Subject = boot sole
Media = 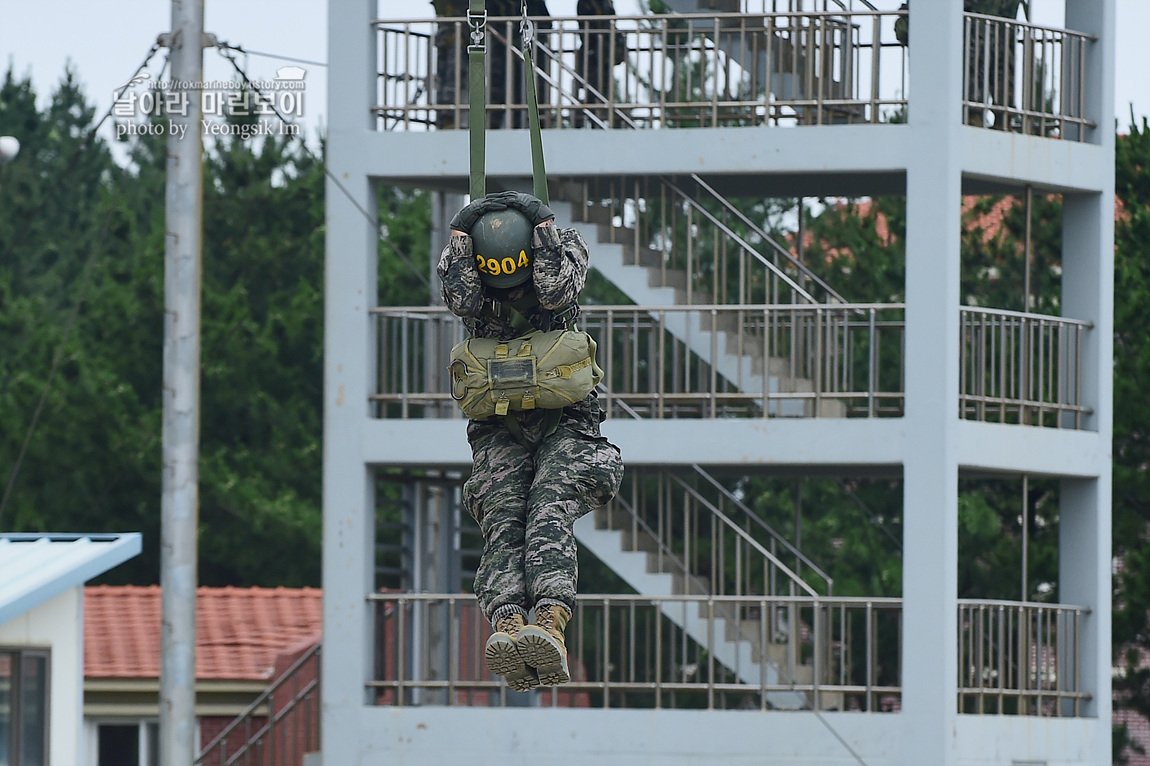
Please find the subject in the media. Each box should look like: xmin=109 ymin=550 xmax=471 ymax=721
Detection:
xmin=516 ymin=627 xmax=571 ymax=686
xmin=485 ymin=633 xmax=539 ymax=692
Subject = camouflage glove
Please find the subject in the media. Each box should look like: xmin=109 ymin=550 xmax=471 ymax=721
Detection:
xmin=449 ymin=195 xmax=510 ymax=233
xmin=487 ymin=191 xmax=555 ymax=227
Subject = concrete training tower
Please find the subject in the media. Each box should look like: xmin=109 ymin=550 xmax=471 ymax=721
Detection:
xmin=323 ymin=1 xmax=1114 ymax=763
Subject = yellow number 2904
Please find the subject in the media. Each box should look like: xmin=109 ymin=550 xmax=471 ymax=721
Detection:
xmin=475 ymin=250 xmax=530 ymax=276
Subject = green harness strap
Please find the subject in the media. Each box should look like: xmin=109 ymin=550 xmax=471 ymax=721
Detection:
xmin=467 ymin=0 xmax=550 ymax=203
xmin=519 ymin=3 xmax=549 ymax=204
xmin=467 ymin=0 xmax=487 ymax=200
xmin=467 ymin=1 xmax=560 ymax=445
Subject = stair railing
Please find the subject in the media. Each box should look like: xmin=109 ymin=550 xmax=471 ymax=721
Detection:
xmin=687 ymin=464 xmax=833 ymax=596
xmin=603 ymin=389 xmax=829 ymax=596
xmin=686 ymin=174 xmax=847 ymax=304
xmin=526 ymin=33 xmax=849 ymax=310
xmin=664 ymin=470 xmax=819 ymax=599
xmin=516 ymin=29 xmax=643 ymax=132
xmin=195 ymin=642 xmax=321 ymax=766
xmin=605 ymin=466 xmax=818 ymax=600
xmin=659 ymin=177 xmax=817 ymax=305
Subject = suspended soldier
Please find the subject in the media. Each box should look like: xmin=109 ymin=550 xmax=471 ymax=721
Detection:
xmin=439 ymin=192 xmax=623 ymax=690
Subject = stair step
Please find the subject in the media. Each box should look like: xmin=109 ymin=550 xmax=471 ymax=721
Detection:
xmin=623 ymin=528 xmax=661 ymax=555
xmin=669 ymin=571 xmax=711 ymax=595
xmin=613 ymin=245 xmax=665 ymax=271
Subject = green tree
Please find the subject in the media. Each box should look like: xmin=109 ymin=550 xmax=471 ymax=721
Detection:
xmin=1112 ymin=119 xmax=1150 ymax=740
xmin=0 ymin=67 xmax=435 ymax=586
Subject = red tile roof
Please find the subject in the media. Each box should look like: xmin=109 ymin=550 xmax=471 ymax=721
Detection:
xmin=84 ymin=585 xmax=322 ymax=682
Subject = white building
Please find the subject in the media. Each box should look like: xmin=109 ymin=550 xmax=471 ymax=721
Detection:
xmin=0 ymin=533 xmax=141 ymax=766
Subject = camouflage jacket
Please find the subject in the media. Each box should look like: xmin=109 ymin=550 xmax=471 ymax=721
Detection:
xmin=437 ymin=223 xmax=589 ymax=340
xmin=439 ymin=223 xmax=602 ymax=430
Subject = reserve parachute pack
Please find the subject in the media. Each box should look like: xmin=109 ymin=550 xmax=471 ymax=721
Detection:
xmin=448 ymin=326 xmax=602 ymax=420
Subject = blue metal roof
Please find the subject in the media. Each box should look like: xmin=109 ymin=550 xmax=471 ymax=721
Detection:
xmin=0 ymin=533 xmax=143 ymax=625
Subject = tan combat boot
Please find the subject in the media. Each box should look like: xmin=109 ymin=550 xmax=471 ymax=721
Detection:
xmin=484 ymin=611 xmax=540 ymax=692
xmin=516 ymin=603 xmax=571 ymax=686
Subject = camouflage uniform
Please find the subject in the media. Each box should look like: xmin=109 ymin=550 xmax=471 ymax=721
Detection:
xmin=438 ymin=223 xmax=624 ymax=620
xmin=894 ymin=0 xmax=1020 ymax=129
xmin=433 ymin=0 xmax=468 ymax=129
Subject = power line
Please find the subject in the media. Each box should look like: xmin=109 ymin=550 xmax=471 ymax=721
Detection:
xmin=811 ymin=706 xmax=872 ymax=766
xmin=0 ymin=42 xmax=165 ymax=525
xmin=215 ymin=42 xmax=430 ymax=289
xmin=217 ymin=42 xmax=326 ymax=69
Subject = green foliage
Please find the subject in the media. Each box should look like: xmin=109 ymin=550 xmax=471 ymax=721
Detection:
xmin=959 ymin=193 xmax=1062 ymax=312
xmin=801 ymin=197 xmax=907 ymax=303
xmin=743 ymin=476 xmax=903 ymax=598
xmin=1112 ymin=118 xmax=1150 ymax=727
xmin=378 ymin=186 xmax=432 ymax=306
xmin=0 ymin=66 xmax=433 ymax=586
xmin=957 ymin=479 xmax=1058 ymax=601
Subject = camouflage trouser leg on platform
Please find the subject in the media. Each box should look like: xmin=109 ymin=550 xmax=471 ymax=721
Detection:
xmin=463 ymin=405 xmax=624 ymax=620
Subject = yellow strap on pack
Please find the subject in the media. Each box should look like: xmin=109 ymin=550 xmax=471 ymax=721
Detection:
xmin=495 ymin=344 xmax=508 ymax=358
xmin=545 ymin=357 xmax=592 ymax=380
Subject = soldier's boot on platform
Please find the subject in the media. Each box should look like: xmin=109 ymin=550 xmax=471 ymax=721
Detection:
xmin=484 ymin=608 xmax=539 ymax=692
xmin=517 ymin=602 xmax=571 ymax=686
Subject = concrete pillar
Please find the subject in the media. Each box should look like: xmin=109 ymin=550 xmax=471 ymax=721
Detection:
xmin=901 ymin=3 xmax=964 ymax=765
xmin=323 ymin=1 xmax=378 ymax=764
xmin=1059 ymin=0 xmax=1115 ymax=745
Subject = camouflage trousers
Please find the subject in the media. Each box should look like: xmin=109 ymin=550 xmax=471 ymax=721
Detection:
xmin=463 ymin=397 xmax=623 ymax=620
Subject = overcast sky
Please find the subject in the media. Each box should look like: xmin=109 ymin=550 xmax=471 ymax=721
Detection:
xmin=0 ymin=0 xmax=1146 ymax=147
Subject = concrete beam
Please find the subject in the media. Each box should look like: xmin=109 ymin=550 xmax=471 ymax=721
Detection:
xmin=955 ymin=421 xmax=1107 ymax=478
xmin=362 ymin=417 xmax=906 ymax=470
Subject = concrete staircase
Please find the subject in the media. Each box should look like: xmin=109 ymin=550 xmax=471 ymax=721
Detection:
xmin=550 ymin=169 xmax=847 ymax=708
xmin=550 ymin=196 xmax=845 ymax=418
xmin=573 ymin=504 xmax=843 ymax=711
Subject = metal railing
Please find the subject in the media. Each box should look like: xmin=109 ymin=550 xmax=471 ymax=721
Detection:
xmin=369 ymin=304 xmax=906 ymax=420
xmin=958 ymin=599 xmax=1090 ymax=716
xmin=565 ymin=174 xmax=845 ymax=307
xmin=372 ymin=306 xmax=1092 ymax=429
xmin=367 ymin=592 xmax=902 ymax=712
xmin=377 ymin=9 xmax=1094 ymax=140
xmin=962 ymin=13 xmax=1096 ymax=141
xmin=959 ymin=307 xmax=1091 ymax=429
xmin=373 ymin=9 xmax=909 ymax=131
xmin=690 ymin=464 xmax=835 ymax=594
xmin=366 ymin=593 xmax=1090 ymax=716
xmin=195 ymin=643 xmax=321 ymax=766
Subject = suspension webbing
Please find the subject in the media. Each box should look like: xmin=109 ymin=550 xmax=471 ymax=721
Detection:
xmin=467 ymin=0 xmax=487 ymax=199
xmin=466 ymin=0 xmax=550 ymax=204
xmin=519 ymin=2 xmax=550 ymax=204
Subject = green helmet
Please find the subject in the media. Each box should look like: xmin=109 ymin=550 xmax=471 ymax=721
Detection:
xmin=471 ymin=208 xmax=534 ymax=289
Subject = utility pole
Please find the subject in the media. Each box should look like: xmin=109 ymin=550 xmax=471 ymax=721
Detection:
xmin=160 ymin=1 xmax=204 ymax=764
